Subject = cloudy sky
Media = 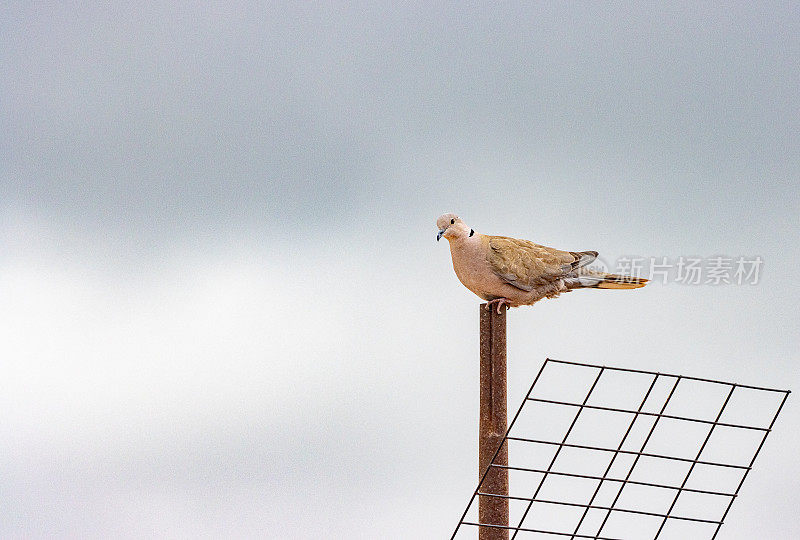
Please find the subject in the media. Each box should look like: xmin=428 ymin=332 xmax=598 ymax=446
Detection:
xmin=2 ymin=2 xmax=798 ymax=538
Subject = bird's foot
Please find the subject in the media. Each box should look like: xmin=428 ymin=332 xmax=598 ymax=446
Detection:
xmin=485 ymin=298 xmax=512 ymax=314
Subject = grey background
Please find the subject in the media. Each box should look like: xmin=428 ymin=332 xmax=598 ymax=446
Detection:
xmin=2 ymin=2 xmax=797 ymax=538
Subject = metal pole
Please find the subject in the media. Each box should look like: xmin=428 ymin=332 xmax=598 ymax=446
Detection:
xmin=479 ymin=303 xmax=508 ymax=539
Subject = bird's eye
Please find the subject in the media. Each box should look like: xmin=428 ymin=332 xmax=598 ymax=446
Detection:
xmin=451 ymin=219 xmax=455 ymax=224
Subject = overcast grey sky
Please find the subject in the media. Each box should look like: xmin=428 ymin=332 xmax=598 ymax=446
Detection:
xmin=2 ymin=2 xmax=798 ymax=538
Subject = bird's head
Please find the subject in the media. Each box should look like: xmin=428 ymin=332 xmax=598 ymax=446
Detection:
xmin=436 ymin=213 xmax=472 ymax=242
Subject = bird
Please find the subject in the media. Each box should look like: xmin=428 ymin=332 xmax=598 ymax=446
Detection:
xmin=436 ymin=213 xmax=647 ymax=313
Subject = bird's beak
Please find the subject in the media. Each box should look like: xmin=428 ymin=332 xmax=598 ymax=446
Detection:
xmin=437 ymin=229 xmax=445 ymax=241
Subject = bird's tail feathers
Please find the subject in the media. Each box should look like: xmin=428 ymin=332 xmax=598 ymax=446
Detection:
xmin=576 ymin=273 xmax=648 ymax=290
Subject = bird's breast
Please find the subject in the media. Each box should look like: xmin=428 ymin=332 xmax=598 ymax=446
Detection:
xmin=449 ymin=240 xmax=493 ymax=295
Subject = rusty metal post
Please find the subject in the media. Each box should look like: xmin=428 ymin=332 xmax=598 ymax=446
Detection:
xmin=479 ymin=303 xmax=508 ymax=539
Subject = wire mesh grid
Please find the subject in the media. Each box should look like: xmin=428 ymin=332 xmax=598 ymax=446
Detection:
xmin=452 ymin=358 xmax=790 ymax=540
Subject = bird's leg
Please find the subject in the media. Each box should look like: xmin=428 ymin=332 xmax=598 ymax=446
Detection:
xmin=485 ymin=298 xmax=512 ymax=314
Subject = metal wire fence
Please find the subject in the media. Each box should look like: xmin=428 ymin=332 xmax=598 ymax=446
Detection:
xmin=451 ymin=358 xmax=790 ymax=540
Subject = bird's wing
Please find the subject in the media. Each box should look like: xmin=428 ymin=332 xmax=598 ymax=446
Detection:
xmin=486 ymin=236 xmax=597 ymax=291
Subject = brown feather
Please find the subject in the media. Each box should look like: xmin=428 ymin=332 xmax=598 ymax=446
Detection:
xmin=486 ymin=236 xmax=595 ymax=290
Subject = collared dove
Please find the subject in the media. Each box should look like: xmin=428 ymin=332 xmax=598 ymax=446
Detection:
xmin=436 ymin=213 xmax=647 ymax=312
